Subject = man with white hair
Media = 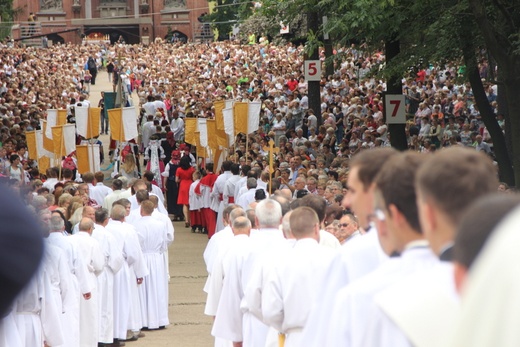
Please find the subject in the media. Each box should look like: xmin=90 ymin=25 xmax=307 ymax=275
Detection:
xmin=236 ymin=178 xmax=258 ymax=210
xmin=68 ymin=218 xmax=104 ymax=347
xmin=221 ymin=199 xmax=286 ymax=347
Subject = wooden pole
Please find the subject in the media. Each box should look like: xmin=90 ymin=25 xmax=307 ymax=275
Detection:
xmin=88 ymin=108 xmax=96 ymax=172
xmin=58 ymin=125 xmax=64 ymax=181
xmin=245 ymin=133 xmax=249 ymax=165
xmin=117 ymin=52 xmax=125 ymax=172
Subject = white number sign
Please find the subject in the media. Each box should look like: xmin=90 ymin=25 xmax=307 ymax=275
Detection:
xmin=304 ymin=60 xmax=321 ymax=81
xmin=384 ymin=94 xmax=406 ymax=124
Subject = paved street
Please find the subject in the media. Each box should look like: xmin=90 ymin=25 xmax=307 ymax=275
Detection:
xmin=89 ymin=71 xmax=214 ymax=346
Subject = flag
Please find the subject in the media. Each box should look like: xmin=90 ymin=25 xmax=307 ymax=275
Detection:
xmin=51 ymin=124 xmax=76 ymax=158
xmin=76 ymin=144 xmax=101 ymax=174
xmin=46 ymin=109 xmax=57 ymax=139
xmin=248 ymin=101 xmax=261 ymax=134
xmin=107 ymin=107 xmax=138 ymax=142
xmin=36 ymin=130 xmax=54 ymax=159
xmin=233 ymin=102 xmax=248 ymax=135
xmin=223 ymin=108 xmax=234 ymax=137
xmin=206 ymin=119 xmax=218 ymax=150
xmin=225 ymin=100 xmax=234 ymax=109
xmin=76 ymin=107 xmax=101 ymax=139
xmin=26 ymin=131 xmax=37 ymax=160
xmin=38 ymin=156 xmax=51 ymax=175
xmin=184 ymin=118 xmax=197 ymax=145
xmin=198 ymin=118 xmax=208 ymax=148
xmin=41 ymin=120 xmax=54 ymax=153
xmin=213 ymin=148 xmax=223 ymax=173
xmin=217 ymin=129 xmax=227 ymax=148
xmin=214 ymin=100 xmax=225 ymax=131
xmin=58 ymin=109 xmax=67 ymax=125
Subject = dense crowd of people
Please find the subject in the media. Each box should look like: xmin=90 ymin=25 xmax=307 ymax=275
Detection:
xmin=0 ymin=36 xmax=517 ymax=347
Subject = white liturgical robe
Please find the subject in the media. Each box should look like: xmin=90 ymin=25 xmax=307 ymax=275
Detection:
xmin=262 ymin=238 xmax=336 ymax=347
xmin=105 ymin=219 xmax=146 ymax=339
xmin=92 ymin=224 xmax=124 ymax=343
xmin=325 ymin=242 xmax=439 ymax=347
xmin=363 ymin=262 xmax=458 ymax=347
xmin=134 ymin=216 xmax=170 ymax=328
xmin=211 ymin=171 xmax=232 ymax=232
xmin=301 ymin=227 xmax=387 ymax=346
xmin=212 ymin=234 xmax=253 ymax=343
xmin=69 ymin=231 xmax=104 ymax=347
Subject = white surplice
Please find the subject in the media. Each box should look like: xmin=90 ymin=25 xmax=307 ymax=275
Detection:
xmin=325 ymin=243 xmax=439 ymax=347
xmin=41 ymin=242 xmax=74 ymax=347
xmin=223 ymin=174 xmax=241 ymax=205
xmin=105 ymin=219 xmax=146 ymax=339
xmin=0 ymin=309 xmax=22 ymax=347
xmin=319 ymin=229 xmax=341 ymax=249
xmin=13 ymin=265 xmax=64 ymax=347
xmin=211 ymin=171 xmax=232 ymax=233
xmin=363 ymin=262 xmax=458 ymax=347
xmin=212 ymin=234 xmax=253 ymax=343
xmin=203 ymin=226 xmax=234 ymax=296
xmin=92 ymin=224 xmax=124 ymax=344
xmin=301 ymin=228 xmax=387 ymax=346
xmin=262 ymin=238 xmax=336 ymax=347
xmin=68 ymin=231 xmax=104 ymax=347
xmin=241 ymin=228 xmax=287 ymax=347
xmin=134 ymin=216 xmax=170 ymax=329
xmin=47 ymin=232 xmax=83 ymax=346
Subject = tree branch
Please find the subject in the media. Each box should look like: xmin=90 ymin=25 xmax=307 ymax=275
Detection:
xmin=468 ymin=0 xmax=511 ymax=66
xmin=491 ymin=0 xmax=517 ymax=33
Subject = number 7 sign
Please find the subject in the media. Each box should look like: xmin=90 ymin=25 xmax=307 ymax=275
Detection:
xmin=384 ymin=94 xmax=406 ymax=124
xmin=304 ymin=60 xmax=321 ymax=81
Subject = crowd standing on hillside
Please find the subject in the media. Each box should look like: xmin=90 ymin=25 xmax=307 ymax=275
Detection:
xmin=0 ymin=37 xmax=517 ymax=347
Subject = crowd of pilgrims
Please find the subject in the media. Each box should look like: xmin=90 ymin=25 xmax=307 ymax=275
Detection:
xmin=0 ymin=35 xmax=515 ymax=347
xmin=1 ymin=144 xmax=518 ymax=347
xmin=0 ymin=174 xmax=173 ymax=346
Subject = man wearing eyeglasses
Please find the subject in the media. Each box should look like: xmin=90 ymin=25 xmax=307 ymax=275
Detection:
xmin=336 ymin=213 xmax=360 ymax=245
xmin=302 ymin=147 xmax=398 ymax=346
xmin=325 ymin=152 xmax=439 ymax=346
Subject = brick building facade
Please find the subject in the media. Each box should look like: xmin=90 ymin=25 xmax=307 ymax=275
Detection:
xmin=12 ymin=0 xmax=210 ymax=44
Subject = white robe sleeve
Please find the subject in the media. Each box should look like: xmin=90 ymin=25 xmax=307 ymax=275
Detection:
xmin=107 ymin=233 xmax=125 ymax=273
xmin=212 ymin=251 xmax=245 ymax=342
xmin=362 ymin=305 xmax=413 ymax=347
xmin=40 ymin=270 xmax=65 ymax=346
xmin=261 ymin=266 xmax=284 ymax=332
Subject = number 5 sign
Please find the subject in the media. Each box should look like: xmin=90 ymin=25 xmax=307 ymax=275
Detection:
xmin=384 ymin=94 xmax=406 ymax=124
xmin=304 ymin=60 xmax=321 ymax=81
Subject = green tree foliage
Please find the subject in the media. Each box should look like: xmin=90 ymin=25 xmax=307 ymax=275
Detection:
xmin=320 ymin=0 xmax=520 ymax=185
xmin=206 ymin=0 xmax=254 ymax=40
xmin=0 ymin=0 xmax=20 ymax=39
xmin=238 ymin=11 xmax=306 ymax=44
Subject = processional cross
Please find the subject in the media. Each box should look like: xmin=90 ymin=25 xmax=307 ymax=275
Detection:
xmin=263 ymin=139 xmax=279 ymax=195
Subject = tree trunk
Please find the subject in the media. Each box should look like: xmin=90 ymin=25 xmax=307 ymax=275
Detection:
xmin=503 ymin=74 xmax=520 ymax=188
xmin=385 ymin=38 xmax=407 ymax=151
xmin=466 ymin=61 xmax=515 ymax=185
xmin=324 ymin=41 xmax=334 ymax=78
xmin=307 ymin=10 xmax=322 ymax=126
